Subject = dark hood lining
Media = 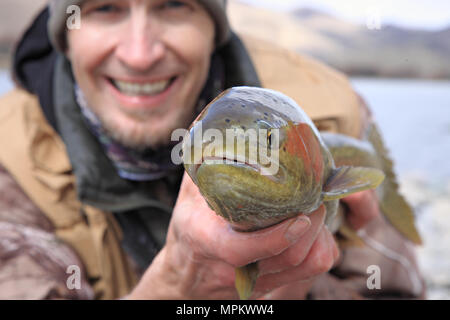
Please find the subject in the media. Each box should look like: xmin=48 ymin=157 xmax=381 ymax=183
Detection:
xmin=12 ymin=6 xmax=59 ymax=132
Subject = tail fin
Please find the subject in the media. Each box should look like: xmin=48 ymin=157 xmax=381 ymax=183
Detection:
xmin=235 ymin=262 xmax=259 ymax=300
xmin=367 ymin=124 xmax=422 ymax=244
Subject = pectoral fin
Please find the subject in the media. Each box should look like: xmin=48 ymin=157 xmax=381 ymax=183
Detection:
xmin=235 ymin=262 xmax=259 ymax=300
xmin=323 ymin=166 xmax=385 ymax=201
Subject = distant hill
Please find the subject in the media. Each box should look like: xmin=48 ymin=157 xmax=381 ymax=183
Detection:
xmin=228 ymin=1 xmax=450 ymax=79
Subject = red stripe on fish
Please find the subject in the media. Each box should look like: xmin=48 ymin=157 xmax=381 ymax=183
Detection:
xmin=285 ymin=123 xmax=324 ymax=183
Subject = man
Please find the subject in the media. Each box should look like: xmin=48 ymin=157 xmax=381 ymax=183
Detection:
xmin=0 ymin=0 xmax=424 ymax=299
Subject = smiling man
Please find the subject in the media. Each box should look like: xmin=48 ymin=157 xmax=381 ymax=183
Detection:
xmin=66 ymin=0 xmax=216 ymax=150
xmin=0 ymin=0 xmax=424 ymax=300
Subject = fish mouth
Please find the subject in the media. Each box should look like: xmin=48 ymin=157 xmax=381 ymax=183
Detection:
xmin=197 ymin=155 xmax=281 ymax=182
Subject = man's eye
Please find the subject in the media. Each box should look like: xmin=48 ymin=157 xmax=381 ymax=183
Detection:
xmin=162 ymin=1 xmax=187 ymax=9
xmin=93 ymin=4 xmax=120 ymax=13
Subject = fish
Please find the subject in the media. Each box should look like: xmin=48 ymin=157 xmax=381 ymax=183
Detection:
xmin=182 ymin=86 xmax=421 ymax=300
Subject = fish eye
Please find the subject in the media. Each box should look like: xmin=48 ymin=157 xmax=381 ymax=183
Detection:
xmin=267 ymin=130 xmax=272 ymax=147
xmin=160 ymin=0 xmax=191 ymax=11
xmin=162 ymin=0 xmax=187 ymax=9
xmin=95 ymin=4 xmax=119 ymax=13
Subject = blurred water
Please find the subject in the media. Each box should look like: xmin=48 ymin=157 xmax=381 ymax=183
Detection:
xmin=351 ymin=78 xmax=450 ymax=186
xmin=0 ymin=70 xmax=13 ymax=96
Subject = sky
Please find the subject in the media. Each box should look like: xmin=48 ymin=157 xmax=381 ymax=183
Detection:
xmin=241 ymin=0 xmax=450 ymax=31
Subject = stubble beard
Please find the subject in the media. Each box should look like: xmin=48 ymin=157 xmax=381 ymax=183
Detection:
xmin=92 ymin=103 xmax=195 ymax=151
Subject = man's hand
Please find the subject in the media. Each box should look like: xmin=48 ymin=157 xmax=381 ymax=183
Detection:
xmin=127 ymin=173 xmax=340 ymax=300
xmin=341 ymin=190 xmax=381 ymax=230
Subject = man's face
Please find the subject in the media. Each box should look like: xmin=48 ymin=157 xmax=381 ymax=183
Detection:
xmin=67 ymin=0 xmax=215 ymax=149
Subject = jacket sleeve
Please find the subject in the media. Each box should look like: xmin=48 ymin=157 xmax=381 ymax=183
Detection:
xmin=309 ymin=96 xmax=426 ymax=300
xmin=0 ymin=165 xmax=94 ymax=300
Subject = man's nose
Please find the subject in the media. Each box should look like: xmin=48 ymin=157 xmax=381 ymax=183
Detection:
xmin=116 ymin=17 xmax=166 ymax=72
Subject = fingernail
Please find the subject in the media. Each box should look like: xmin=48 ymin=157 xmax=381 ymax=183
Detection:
xmin=285 ymin=216 xmax=311 ymax=243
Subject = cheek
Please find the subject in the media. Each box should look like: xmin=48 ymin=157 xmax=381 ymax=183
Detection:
xmin=66 ymin=28 xmax=114 ymax=84
xmin=164 ymin=21 xmax=215 ymax=74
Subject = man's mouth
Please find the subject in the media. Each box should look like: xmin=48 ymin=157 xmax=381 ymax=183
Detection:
xmin=110 ymin=77 xmax=176 ymax=96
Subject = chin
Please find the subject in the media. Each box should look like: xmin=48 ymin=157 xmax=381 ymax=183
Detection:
xmin=103 ymin=112 xmax=190 ymax=150
xmin=108 ymin=122 xmax=169 ymax=150
xmin=89 ymin=94 xmax=196 ymax=149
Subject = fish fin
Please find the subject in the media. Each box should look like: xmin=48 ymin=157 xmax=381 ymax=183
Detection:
xmin=367 ymin=124 xmax=423 ymax=245
xmin=235 ymin=262 xmax=259 ymax=300
xmin=322 ymin=166 xmax=385 ymax=201
xmin=379 ymin=192 xmax=423 ymax=245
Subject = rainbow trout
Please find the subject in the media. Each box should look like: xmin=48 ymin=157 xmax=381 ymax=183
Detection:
xmin=182 ymin=86 xmax=421 ymax=300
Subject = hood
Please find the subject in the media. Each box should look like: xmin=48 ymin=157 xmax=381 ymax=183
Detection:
xmin=13 ymin=6 xmax=59 ymax=132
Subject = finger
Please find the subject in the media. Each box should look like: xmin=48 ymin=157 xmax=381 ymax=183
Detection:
xmin=254 ymin=225 xmax=336 ymax=293
xmin=257 ymin=205 xmax=326 ymax=275
xmin=204 ymin=213 xmax=312 ymax=267
xmin=342 ymin=190 xmax=380 ymax=230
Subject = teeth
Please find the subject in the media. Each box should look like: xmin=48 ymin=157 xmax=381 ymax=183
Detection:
xmin=113 ymin=79 xmax=171 ymax=96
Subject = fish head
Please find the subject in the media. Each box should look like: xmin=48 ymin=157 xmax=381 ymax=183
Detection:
xmin=182 ymin=87 xmax=327 ymax=231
